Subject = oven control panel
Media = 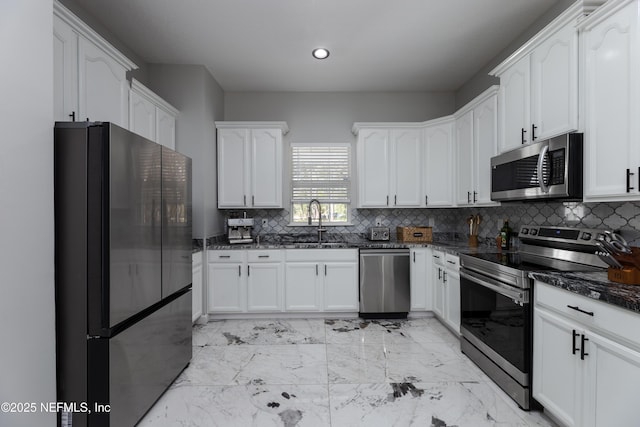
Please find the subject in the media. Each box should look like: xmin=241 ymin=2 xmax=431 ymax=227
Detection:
xmin=519 ymin=225 xmax=606 ymax=247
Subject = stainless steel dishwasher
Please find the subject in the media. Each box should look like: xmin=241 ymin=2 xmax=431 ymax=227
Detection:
xmin=359 ymin=248 xmax=410 ymax=318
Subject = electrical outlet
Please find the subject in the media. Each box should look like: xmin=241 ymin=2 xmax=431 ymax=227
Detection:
xmin=262 ymin=219 xmax=268 ymax=226
xmin=428 ymin=217 xmax=434 ymax=227
xmin=375 ymin=216 xmax=383 ymax=226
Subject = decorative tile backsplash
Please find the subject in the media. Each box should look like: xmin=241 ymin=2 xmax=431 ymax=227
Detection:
xmin=223 ymin=201 xmax=640 ymax=246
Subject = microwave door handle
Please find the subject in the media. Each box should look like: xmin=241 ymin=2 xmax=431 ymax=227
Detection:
xmin=537 ymin=144 xmax=550 ymax=193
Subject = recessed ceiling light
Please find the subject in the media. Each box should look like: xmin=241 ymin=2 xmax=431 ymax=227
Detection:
xmin=312 ymin=48 xmax=330 ymax=60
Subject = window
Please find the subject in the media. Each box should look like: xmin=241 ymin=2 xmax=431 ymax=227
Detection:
xmin=290 ymin=143 xmax=351 ymax=225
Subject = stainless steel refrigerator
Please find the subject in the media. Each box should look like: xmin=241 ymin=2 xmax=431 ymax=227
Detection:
xmin=54 ymin=122 xmax=193 ymax=427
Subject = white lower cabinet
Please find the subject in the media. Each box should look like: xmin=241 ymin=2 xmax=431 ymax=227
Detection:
xmin=432 ymin=250 xmax=445 ymax=318
xmin=410 ymin=248 xmax=432 ymax=311
xmin=192 ymin=252 xmax=203 ymax=323
xmin=533 ymin=281 xmax=640 ymax=427
xmin=208 ymin=249 xmax=357 ymax=314
xmin=431 ymin=251 xmax=460 ymax=333
xmin=284 ymin=249 xmax=359 ymax=313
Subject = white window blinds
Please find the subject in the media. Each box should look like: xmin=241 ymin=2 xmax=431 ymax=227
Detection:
xmin=291 ymin=143 xmax=351 ymax=203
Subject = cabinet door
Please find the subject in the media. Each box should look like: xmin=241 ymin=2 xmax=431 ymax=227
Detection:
xmin=251 ymin=129 xmax=282 ymax=207
xmin=217 ymin=129 xmax=248 ymax=208
xmin=129 ymin=90 xmax=156 ymax=141
xmin=358 ymin=129 xmax=390 ymax=207
xmin=323 ymin=262 xmax=359 ymax=311
xmin=78 ymin=37 xmax=129 ymax=127
xmin=284 ymin=262 xmax=322 ymax=311
xmin=533 ymin=307 xmax=582 ymax=427
xmin=583 ymin=1 xmax=640 ymax=201
xmin=444 ymin=269 xmax=460 ymax=333
xmin=247 ymin=263 xmax=283 ymax=312
xmin=410 ymin=248 xmax=431 ymax=311
xmin=455 ymin=110 xmax=474 ymax=206
xmin=531 ymin=23 xmax=578 ymax=140
xmin=432 ymin=263 xmax=445 ymax=318
xmin=53 ymin=16 xmax=78 ymax=122
xmin=473 ymin=94 xmax=499 ymax=205
xmin=391 ymin=129 xmax=422 ymax=207
xmin=498 ymin=55 xmax=530 ymax=153
xmin=423 ymin=122 xmax=454 ymax=207
xmin=583 ymin=331 xmax=640 ymax=427
xmin=156 ymin=107 xmax=176 ymax=150
xmin=207 ymin=263 xmax=245 ymax=312
xmin=192 ymin=253 xmax=203 ymax=323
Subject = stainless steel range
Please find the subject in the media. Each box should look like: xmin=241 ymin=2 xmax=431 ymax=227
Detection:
xmin=459 ymin=225 xmax=607 ymax=410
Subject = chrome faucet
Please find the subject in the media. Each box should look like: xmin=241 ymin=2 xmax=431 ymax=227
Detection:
xmin=307 ymin=199 xmax=327 ymax=243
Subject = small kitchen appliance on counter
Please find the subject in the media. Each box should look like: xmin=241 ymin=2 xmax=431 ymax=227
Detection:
xmin=227 ymin=217 xmax=254 ymax=244
xmin=368 ymin=227 xmax=390 ymax=241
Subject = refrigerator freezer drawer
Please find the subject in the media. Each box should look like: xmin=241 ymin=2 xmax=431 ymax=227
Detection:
xmin=86 ymin=290 xmax=192 ymax=427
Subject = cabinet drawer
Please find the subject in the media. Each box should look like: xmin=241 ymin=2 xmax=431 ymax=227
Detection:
xmin=432 ymin=250 xmax=445 ymax=266
xmin=445 ymin=253 xmax=460 ymax=270
xmin=208 ymin=250 xmax=246 ymax=263
xmin=535 ymin=281 xmax=640 ymax=348
xmin=285 ymin=249 xmax=358 ymax=262
xmin=247 ymin=250 xmax=283 ymax=262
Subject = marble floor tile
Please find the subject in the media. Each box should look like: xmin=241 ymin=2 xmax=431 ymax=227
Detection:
xmin=139 ymin=384 xmax=331 ymax=427
xmin=385 ymin=342 xmax=482 ymax=383
xmin=176 ymin=344 xmax=328 ymax=386
xmin=326 ymin=344 xmax=387 ymax=384
xmin=193 ymin=319 xmax=326 ymax=347
xmin=142 ymin=317 xmax=556 ymax=426
xmin=329 ymin=382 xmax=531 ymax=427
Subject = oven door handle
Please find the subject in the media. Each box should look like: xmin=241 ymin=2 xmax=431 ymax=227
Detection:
xmin=461 ymin=270 xmax=528 ymax=303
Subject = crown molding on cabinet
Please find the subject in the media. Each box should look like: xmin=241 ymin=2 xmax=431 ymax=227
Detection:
xmin=53 ymin=1 xmax=138 ymax=71
xmin=489 ymin=0 xmax=604 ymax=77
xmin=577 ymin=0 xmax=637 ymax=30
xmin=214 ymin=121 xmax=290 ymax=135
xmin=454 ymin=85 xmax=499 ymax=118
xmin=130 ymin=78 xmax=180 ymax=117
xmin=351 ymin=115 xmax=455 ymax=135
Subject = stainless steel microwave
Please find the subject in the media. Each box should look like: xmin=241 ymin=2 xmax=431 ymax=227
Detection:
xmin=490 ymin=133 xmax=583 ymax=202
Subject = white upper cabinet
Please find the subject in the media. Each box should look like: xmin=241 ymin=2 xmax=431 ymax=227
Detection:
xmin=455 ymin=87 xmax=500 ymax=206
xmin=491 ymin=1 xmax=602 ymax=153
xmin=355 ymin=125 xmax=422 ymax=208
xmin=53 ymin=3 xmax=137 ymax=127
xmin=215 ymin=122 xmax=288 ymax=209
xmin=129 ymin=78 xmax=179 ymax=149
xmin=580 ymin=0 xmax=640 ymax=202
xmin=423 ymin=117 xmax=456 ymax=207
xmin=357 ymin=128 xmax=390 ymax=207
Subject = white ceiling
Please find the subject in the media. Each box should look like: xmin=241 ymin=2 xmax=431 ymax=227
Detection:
xmin=70 ymin=0 xmax=559 ymax=92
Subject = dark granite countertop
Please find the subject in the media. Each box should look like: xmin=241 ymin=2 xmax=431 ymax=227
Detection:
xmin=530 ymin=271 xmax=640 ymax=314
xmin=207 ymin=235 xmax=495 ymax=256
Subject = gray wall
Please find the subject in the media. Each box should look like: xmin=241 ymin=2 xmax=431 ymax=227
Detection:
xmin=0 ymin=1 xmax=56 ymax=426
xmin=224 ymin=91 xmax=455 ymax=141
xmin=148 ymin=64 xmax=225 ymax=238
xmin=455 ymin=0 xmax=576 ymax=108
